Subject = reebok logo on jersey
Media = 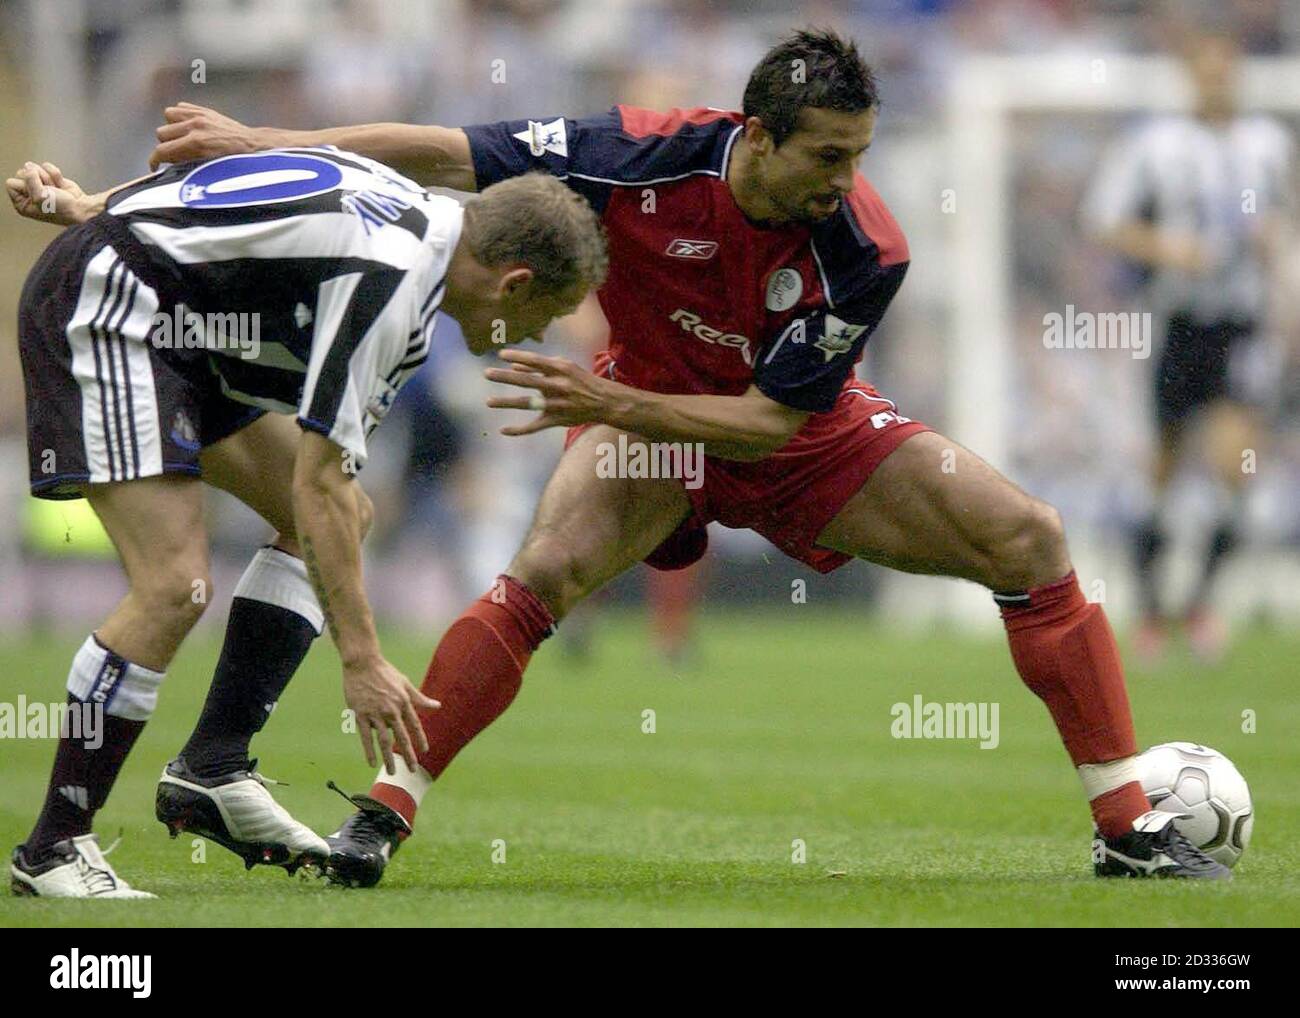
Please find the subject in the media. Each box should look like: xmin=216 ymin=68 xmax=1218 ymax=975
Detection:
xmin=814 ymin=314 xmax=867 ymax=362
xmin=665 ymin=239 xmax=719 ymax=260
xmin=669 ymin=309 xmax=752 ymax=366
xmin=513 ymin=118 xmax=568 ymax=158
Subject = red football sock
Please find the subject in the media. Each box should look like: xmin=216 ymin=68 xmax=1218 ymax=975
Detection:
xmin=369 ymin=575 xmax=554 ymax=828
xmin=997 ymin=571 xmax=1149 ymax=838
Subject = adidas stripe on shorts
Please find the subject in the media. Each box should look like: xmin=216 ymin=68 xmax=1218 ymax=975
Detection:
xmin=18 ymin=220 xmax=262 ymax=500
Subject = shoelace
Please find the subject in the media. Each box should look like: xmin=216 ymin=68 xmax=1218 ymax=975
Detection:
xmin=326 ymin=780 xmax=404 ymax=838
xmin=74 ymin=854 xmax=119 ymax=895
xmin=245 ymin=758 xmax=286 ymax=788
xmin=1159 ymin=825 xmax=1221 ymax=871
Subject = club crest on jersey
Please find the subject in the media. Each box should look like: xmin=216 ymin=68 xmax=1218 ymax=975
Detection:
xmin=513 ymin=118 xmax=568 ymax=158
xmin=666 ymin=239 xmax=719 ymax=260
xmin=170 ymin=410 xmax=200 ymax=452
xmin=814 ymin=314 xmax=867 ymax=362
xmin=765 ymin=267 xmax=803 ymax=311
xmin=366 ymin=382 xmax=400 ymax=426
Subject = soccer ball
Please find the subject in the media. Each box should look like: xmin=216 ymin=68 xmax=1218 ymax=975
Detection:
xmin=1136 ymin=742 xmax=1253 ymax=868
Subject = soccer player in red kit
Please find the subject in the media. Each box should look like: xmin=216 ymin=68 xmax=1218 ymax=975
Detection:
xmin=153 ymin=29 xmax=1228 ymax=882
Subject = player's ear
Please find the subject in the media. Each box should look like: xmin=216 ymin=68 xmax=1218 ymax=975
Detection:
xmin=497 ymin=266 xmax=535 ymax=302
xmin=743 ymin=116 xmax=775 ymax=156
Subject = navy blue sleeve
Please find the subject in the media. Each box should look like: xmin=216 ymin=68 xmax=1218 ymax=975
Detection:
xmin=753 ymin=263 xmax=908 ymax=413
xmin=462 ymin=110 xmax=623 ymax=211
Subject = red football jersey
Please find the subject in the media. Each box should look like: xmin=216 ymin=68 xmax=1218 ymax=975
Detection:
xmin=464 ymin=105 xmax=908 ymax=413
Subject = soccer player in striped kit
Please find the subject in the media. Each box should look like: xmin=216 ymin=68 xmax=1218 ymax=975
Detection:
xmin=1083 ymin=29 xmax=1294 ymax=663
xmin=153 ymin=28 xmax=1230 ymax=884
xmin=6 ymin=152 xmax=605 ymax=896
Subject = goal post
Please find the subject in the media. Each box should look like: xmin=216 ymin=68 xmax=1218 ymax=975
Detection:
xmin=885 ymin=54 xmax=1300 ymax=630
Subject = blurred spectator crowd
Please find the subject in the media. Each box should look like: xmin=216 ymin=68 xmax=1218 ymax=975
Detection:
xmin=1 ymin=0 xmax=1298 ymax=629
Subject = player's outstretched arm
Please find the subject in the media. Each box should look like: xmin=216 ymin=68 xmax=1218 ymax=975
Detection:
xmin=292 ymin=430 xmax=440 ymax=774
xmin=485 ymin=350 xmax=809 ymax=462
xmin=5 ymin=161 xmax=155 ymax=227
xmin=150 ymin=102 xmax=477 ymax=191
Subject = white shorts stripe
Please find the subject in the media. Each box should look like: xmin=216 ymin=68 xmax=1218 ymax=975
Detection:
xmin=113 ymin=275 xmax=163 ymax=478
xmin=66 ymin=246 xmax=162 ymax=485
xmin=94 ymin=264 xmax=130 ymax=478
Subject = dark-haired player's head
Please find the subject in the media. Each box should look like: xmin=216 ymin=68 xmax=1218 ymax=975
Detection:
xmin=737 ymin=28 xmax=879 ymax=224
xmin=442 ymin=172 xmax=608 ymax=353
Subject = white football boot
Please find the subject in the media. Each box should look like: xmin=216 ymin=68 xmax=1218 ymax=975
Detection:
xmin=156 ymin=757 xmax=329 ymax=872
xmin=10 ymin=834 xmax=156 ymax=898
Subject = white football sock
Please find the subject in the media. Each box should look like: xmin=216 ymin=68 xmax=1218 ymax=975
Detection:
xmin=374 ymin=758 xmax=433 ymax=809
xmin=1078 ymin=755 xmax=1141 ymax=800
xmin=65 ymin=634 xmax=165 ymax=721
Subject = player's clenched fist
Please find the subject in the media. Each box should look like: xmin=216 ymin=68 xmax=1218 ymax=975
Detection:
xmin=342 ymin=656 xmax=440 ymax=775
xmin=5 ymin=161 xmax=89 ymax=226
xmin=150 ymin=101 xmax=264 ymax=169
xmin=484 ymin=349 xmax=618 ymax=435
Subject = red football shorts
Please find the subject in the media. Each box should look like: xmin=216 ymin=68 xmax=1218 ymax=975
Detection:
xmin=566 ymin=382 xmax=930 ymax=573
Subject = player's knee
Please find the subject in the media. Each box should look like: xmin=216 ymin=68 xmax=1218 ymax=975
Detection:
xmin=507 ymin=530 xmax=595 ymax=617
xmin=133 ymin=555 xmax=212 ymax=630
xmin=983 ymin=498 xmax=1068 ymax=590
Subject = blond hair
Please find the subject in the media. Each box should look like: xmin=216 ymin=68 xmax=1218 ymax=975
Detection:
xmin=463 ymin=173 xmax=608 ymax=296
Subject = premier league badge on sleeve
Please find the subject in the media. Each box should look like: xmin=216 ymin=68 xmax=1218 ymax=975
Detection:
xmin=513 ymin=118 xmax=568 ymax=158
xmin=814 ymin=313 xmax=867 ymax=362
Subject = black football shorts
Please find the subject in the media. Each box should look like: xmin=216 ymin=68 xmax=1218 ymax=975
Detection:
xmin=1155 ymin=311 xmax=1262 ymax=429
xmin=18 ymin=221 xmax=263 ymax=499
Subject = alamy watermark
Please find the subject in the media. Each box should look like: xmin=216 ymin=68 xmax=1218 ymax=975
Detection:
xmin=1 ymin=696 xmax=102 ymax=749
xmin=1043 ymin=304 xmax=1151 ymax=360
xmin=890 ymin=695 xmax=999 ymax=749
xmin=595 ymin=434 xmax=704 ymax=490
xmin=151 ymin=303 xmax=260 ymax=360
xmin=50 ymin=950 xmax=150 ymax=997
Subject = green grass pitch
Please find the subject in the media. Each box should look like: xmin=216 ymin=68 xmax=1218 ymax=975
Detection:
xmin=1 ymin=611 xmax=1296 ymax=927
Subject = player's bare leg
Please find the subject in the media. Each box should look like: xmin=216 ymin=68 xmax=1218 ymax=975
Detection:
xmin=324 ymin=425 xmax=691 ymax=886
xmin=648 ymin=561 xmax=704 ymax=667
xmin=504 ymin=427 xmax=693 ymax=617
xmin=12 ymin=476 xmax=209 ymax=898
xmin=816 ymin=430 xmax=1228 ymax=878
xmin=155 ymin=413 xmax=353 ymax=872
xmin=1182 ymin=399 xmax=1259 ymax=661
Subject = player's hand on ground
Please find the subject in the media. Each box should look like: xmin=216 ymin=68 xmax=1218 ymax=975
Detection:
xmin=150 ymin=102 xmax=263 ymax=169
xmin=485 ymin=349 xmax=614 ymax=435
xmin=342 ymin=656 xmax=440 ymax=775
xmin=6 ymin=162 xmax=89 ymax=226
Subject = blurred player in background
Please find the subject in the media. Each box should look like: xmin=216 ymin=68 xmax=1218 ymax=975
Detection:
xmin=1083 ymin=29 xmax=1294 ymax=663
xmin=157 ymin=28 xmax=1232 ymax=886
xmin=6 ymin=155 xmax=603 ymax=897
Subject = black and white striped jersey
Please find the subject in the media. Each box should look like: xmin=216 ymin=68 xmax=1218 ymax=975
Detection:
xmin=1082 ymin=115 xmax=1294 ymax=322
xmin=99 ymin=147 xmax=461 ymax=467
